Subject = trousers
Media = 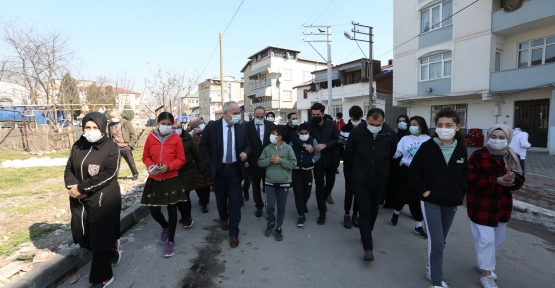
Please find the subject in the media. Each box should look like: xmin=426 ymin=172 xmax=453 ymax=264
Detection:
xmin=470 ymin=221 xmax=507 ymax=272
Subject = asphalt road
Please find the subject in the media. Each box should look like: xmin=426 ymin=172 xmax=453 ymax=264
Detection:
xmin=58 ymin=167 xmax=555 ymax=288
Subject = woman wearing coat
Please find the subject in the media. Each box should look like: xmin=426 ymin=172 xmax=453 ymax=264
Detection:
xmin=188 ymin=117 xmax=213 ymax=213
xmin=65 ymin=112 xmax=121 ymax=288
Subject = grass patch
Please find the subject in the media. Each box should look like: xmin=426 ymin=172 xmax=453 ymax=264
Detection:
xmin=0 ymin=224 xmax=59 ymax=258
xmin=0 ymin=150 xmax=70 ymax=162
xmin=0 ymin=166 xmax=65 ymax=191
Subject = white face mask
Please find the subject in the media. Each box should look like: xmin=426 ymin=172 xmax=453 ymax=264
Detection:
xmin=398 ymin=122 xmax=407 ymax=130
xmin=435 ymin=128 xmax=456 ymax=140
xmin=351 ymin=120 xmax=361 ymax=126
xmin=266 ymin=117 xmax=275 ymax=122
xmin=174 ymin=128 xmax=182 ymax=136
xmin=111 ymin=118 xmax=120 ymax=123
xmin=254 ymin=119 xmax=264 ymax=125
xmin=197 ymin=123 xmax=206 ymax=132
xmin=488 ymin=138 xmax=508 ymax=150
xmin=270 ymin=134 xmax=279 ymax=144
xmin=291 ymin=119 xmax=298 ymax=126
xmin=159 ymin=124 xmax=173 ymax=135
xmin=227 ymin=113 xmax=241 ymax=124
xmin=367 ymin=125 xmax=382 ymax=134
xmin=83 ymin=130 xmax=103 ymax=143
xmin=299 ymin=134 xmax=310 ymax=141
xmin=409 ymin=126 xmax=420 ymax=135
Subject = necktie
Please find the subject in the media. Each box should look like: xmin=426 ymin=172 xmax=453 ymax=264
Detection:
xmin=226 ymin=125 xmax=233 ymax=163
xmin=257 ymin=124 xmax=261 ymax=138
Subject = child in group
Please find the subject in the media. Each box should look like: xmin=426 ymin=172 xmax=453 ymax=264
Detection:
xmin=408 ymin=108 xmax=468 ymax=288
xmin=290 ymin=123 xmax=320 ymax=227
xmin=257 ymin=125 xmax=297 ymax=241
xmin=141 ymin=112 xmax=187 ymax=257
xmin=467 ymin=124 xmax=525 ymax=288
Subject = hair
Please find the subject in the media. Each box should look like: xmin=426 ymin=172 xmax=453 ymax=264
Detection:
xmin=254 ymin=106 xmax=266 ymax=114
xmin=367 ymin=108 xmax=385 ymax=120
xmin=287 ymin=112 xmax=297 ymax=119
xmin=266 ymin=111 xmax=275 ymax=118
xmin=222 ymin=101 xmax=237 ymax=113
xmin=409 ymin=115 xmax=430 ymax=135
xmin=515 ymin=119 xmax=530 ymax=133
xmin=336 ymin=112 xmax=343 ymax=118
xmin=323 ymin=114 xmax=333 ymax=121
xmin=157 ymin=112 xmax=174 ymax=124
xmin=297 ymin=123 xmax=310 ymax=132
xmin=271 ymin=125 xmax=287 ymax=138
xmin=310 ymin=103 xmax=325 ymax=113
xmin=433 ymin=108 xmax=465 ymax=143
xmin=349 ymin=105 xmax=363 ymax=118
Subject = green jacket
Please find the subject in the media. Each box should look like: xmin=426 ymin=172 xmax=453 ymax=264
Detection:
xmin=257 ymin=143 xmax=297 ymax=184
xmin=178 ymin=131 xmax=204 ymax=191
xmin=107 ymin=119 xmax=137 ymax=148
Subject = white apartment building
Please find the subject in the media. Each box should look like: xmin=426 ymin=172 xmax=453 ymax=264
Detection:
xmin=241 ymin=46 xmax=326 ymax=123
xmin=178 ymin=93 xmax=199 ymax=116
xmin=394 ymin=0 xmax=555 ymax=153
xmin=197 ymin=76 xmax=243 ymax=121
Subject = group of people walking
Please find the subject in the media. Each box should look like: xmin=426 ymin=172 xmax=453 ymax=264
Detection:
xmin=65 ymin=102 xmax=529 ymax=288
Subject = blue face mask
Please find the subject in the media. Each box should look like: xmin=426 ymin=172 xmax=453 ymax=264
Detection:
xmin=398 ymin=122 xmax=407 ymax=130
xmin=254 ymin=119 xmax=264 ymax=125
xmin=409 ymin=126 xmax=420 ymax=135
xmin=367 ymin=125 xmax=382 ymax=134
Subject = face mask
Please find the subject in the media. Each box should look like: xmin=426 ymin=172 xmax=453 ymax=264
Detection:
xmin=299 ymin=134 xmax=310 ymax=141
xmin=409 ymin=126 xmax=420 ymax=135
xmin=312 ymin=116 xmax=322 ymax=124
xmin=254 ymin=119 xmax=264 ymax=125
xmin=398 ymin=122 xmax=407 ymax=130
xmin=111 ymin=118 xmax=120 ymax=123
xmin=266 ymin=117 xmax=275 ymax=122
xmin=197 ymin=123 xmax=205 ymax=132
xmin=351 ymin=120 xmax=361 ymax=126
xmin=83 ymin=130 xmax=103 ymax=143
xmin=291 ymin=120 xmax=298 ymax=126
xmin=367 ymin=125 xmax=382 ymax=134
xmin=488 ymin=138 xmax=508 ymax=150
xmin=270 ymin=134 xmax=279 ymax=144
xmin=174 ymin=128 xmax=182 ymax=136
xmin=435 ymin=128 xmax=456 ymax=140
xmin=336 ymin=118 xmax=340 ymax=122
xmin=159 ymin=124 xmax=173 ymax=135
xmin=227 ymin=114 xmax=241 ymax=124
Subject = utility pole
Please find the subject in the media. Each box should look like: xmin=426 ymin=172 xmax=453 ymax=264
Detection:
xmin=345 ymin=22 xmax=374 ymax=107
xmin=303 ymin=25 xmax=333 ymax=112
xmin=228 ymin=82 xmax=232 ymax=102
xmin=219 ymin=33 xmax=225 ymax=107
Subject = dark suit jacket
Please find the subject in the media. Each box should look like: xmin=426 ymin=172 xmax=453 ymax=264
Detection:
xmin=199 ymin=118 xmax=250 ymax=182
xmin=290 ymin=119 xmax=339 ymax=168
xmin=245 ymin=120 xmax=275 ymax=178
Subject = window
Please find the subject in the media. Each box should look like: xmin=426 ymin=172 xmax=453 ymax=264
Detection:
xmin=303 ymin=71 xmax=312 ymax=82
xmin=345 ymin=71 xmax=361 ymax=85
xmin=332 ymin=105 xmax=343 ymax=117
xmin=518 ymin=36 xmax=555 ymax=68
xmin=421 ymin=0 xmax=452 ymax=33
xmin=303 ymin=89 xmax=308 ymax=99
xmin=282 ymin=69 xmax=292 ymax=81
xmin=495 ymin=51 xmax=501 ymax=72
xmin=420 ymin=52 xmax=452 ymax=81
xmin=430 ymin=104 xmax=467 ymax=128
xmin=282 ymin=90 xmax=292 ymax=101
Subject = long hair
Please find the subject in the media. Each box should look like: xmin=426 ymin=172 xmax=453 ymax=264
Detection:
xmin=433 ymin=108 xmax=465 ymax=143
xmin=409 ymin=115 xmax=430 ymax=136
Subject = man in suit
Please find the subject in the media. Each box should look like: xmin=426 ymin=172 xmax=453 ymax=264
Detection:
xmin=199 ymin=101 xmax=250 ymax=248
xmin=290 ymin=103 xmax=339 ymax=225
xmin=244 ymin=106 xmax=275 ymax=217
xmin=108 ymin=110 xmax=138 ymax=180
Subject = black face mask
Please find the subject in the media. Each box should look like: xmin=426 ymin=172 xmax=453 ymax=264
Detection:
xmin=312 ymin=116 xmax=322 ymax=124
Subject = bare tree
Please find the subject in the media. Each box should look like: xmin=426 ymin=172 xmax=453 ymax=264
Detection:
xmin=146 ymin=65 xmax=187 ymax=114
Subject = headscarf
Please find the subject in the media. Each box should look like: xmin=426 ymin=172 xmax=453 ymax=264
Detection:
xmin=396 ymin=115 xmax=410 ymax=142
xmin=486 ymin=124 xmax=522 ymax=174
xmin=79 ymin=112 xmax=108 ymax=146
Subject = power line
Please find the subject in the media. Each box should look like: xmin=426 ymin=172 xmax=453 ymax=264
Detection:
xmin=321 ymin=0 xmax=348 ymax=23
xmin=305 ymin=0 xmax=327 ymax=24
xmin=311 ymin=0 xmax=336 ymax=24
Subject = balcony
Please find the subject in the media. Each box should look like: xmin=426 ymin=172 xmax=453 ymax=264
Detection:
xmin=490 ymin=63 xmax=555 ymax=92
xmin=492 ymin=0 xmax=555 ymax=36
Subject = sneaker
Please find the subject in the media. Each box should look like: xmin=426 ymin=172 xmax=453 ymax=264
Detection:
xmin=164 ymin=241 xmax=175 ymax=257
xmin=352 ymin=214 xmax=359 ymax=228
xmin=426 ymin=267 xmax=448 ymax=288
xmin=111 ymin=240 xmax=121 ymax=266
xmin=179 ymin=218 xmax=194 ymax=228
xmin=317 ymin=214 xmax=326 ymax=225
xmin=297 ymin=216 xmax=306 ymax=227
xmin=475 ymin=265 xmax=497 ymax=280
xmin=480 ymin=276 xmax=498 ymax=288
xmin=160 ymin=228 xmax=169 ymax=243
xmin=343 ymin=215 xmax=352 ymax=229
xmin=274 ymin=228 xmax=283 ymax=241
xmin=415 ymin=227 xmax=428 ymax=239
xmin=265 ymin=222 xmax=275 ymax=237
xmin=390 ymin=212 xmax=399 ymax=226
xmin=89 ymin=277 xmax=114 ymax=288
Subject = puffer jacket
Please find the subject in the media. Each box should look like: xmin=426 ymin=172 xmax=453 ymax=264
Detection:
xmin=142 ymin=130 xmax=186 ymax=180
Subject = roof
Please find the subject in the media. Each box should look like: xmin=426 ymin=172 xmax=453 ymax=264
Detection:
xmin=100 ymin=87 xmax=140 ymax=95
xmin=247 ymin=46 xmax=301 ymax=59
xmin=292 ymin=80 xmax=314 ymax=89
xmin=297 ymin=57 xmax=325 ymax=64
xmin=311 ymin=58 xmax=372 ymax=74
xmin=240 ymin=60 xmax=252 ymax=73
xmin=373 ymin=66 xmax=394 ymax=81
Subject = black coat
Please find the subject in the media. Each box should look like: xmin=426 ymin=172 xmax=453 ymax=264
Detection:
xmin=290 ymin=119 xmax=339 ymax=168
xmin=64 ymin=112 xmax=121 ymax=252
xmin=345 ymin=122 xmax=397 ymax=187
xmin=284 ymin=123 xmax=298 ymax=144
xmin=199 ymin=118 xmax=250 ymax=182
xmin=408 ymin=138 xmax=468 ymax=207
xmin=245 ymin=120 xmax=275 ymax=178
xmin=178 ymin=131 xmax=204 ymax=191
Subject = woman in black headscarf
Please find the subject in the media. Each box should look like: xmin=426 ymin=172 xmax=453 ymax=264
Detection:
xmin=382 ymin=115 xmax=410 ymax=208
xmin=64 ymin=112 xmax=122 ymax=288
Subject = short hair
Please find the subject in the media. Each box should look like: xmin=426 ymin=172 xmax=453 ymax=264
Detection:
xmin=253 ymin=106 xmax=266 ymax=114
xmin=433 ymin=108 xmax=465 ymax=143
xmin=349 ymin=105 xmax=363 ymax=118
xmin=222 ymin=101 xmax=237 ymax=112
xmin=157 ymin=112 xmax=174 ymax=123
xmin=297 ymin=123 xmax=310 ymax=132
xmin=367 ymin=108 xmax=385 ymax=120
xmin=409 ymin=115 xmax=430 ymax=135
xmin=266 ymin=111 xmax=275 ymax=118
xmin=287 ymin=112 xmax=297 ymax=119
xmin=323 ymin=114 xmax=333 ymax=121
xmin=271 ymin=125 xmax=287 ymax=138
xmin=310 ymin=103 xmax=325 ymax=113
xmin=515 ymin=119 xmax=530 ymax=133
xmin=336 ymin=112 xmax=343 ymax=118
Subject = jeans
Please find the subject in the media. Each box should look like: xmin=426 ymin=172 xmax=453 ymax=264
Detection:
xmin=470 ymin=221 xmax=507 ymax=272
xmin=292 ymin=169 xmax=312 ymax=216
xmin=265 ymin=185 xmax=289 ymax=228
xmin=313 ymin=165 xmax=336 ymax=214
xmin=353 ymin=183 xmax=385 ymax=251
xmin=343 ymin=164 xmax=358 ymax=215
xmin=214 ymin=165 xmax=242 ymax=237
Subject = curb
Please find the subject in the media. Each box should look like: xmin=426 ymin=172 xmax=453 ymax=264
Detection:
xmin=513 ymin=199 xmax=555 ymax=218
xmin=6 ymin=202 xmax=150 ymax=288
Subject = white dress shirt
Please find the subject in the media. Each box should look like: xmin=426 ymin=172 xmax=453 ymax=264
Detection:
xmin=256 ymin=122 xmax=265 ymax=144
xmin=222 ymin=119 xmax=237 ymax=163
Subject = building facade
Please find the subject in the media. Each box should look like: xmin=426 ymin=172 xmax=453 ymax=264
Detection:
xmin=197 ymin=76 xmax=243 ymax=121
xmin=241 ymin=46 xmax=326 ymax=123
xmin=393 ymin=0 xmax=555 ymax=152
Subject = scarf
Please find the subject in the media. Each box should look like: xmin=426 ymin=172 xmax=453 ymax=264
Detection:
xmin=485 ymin=124 xmax=522 ymax=174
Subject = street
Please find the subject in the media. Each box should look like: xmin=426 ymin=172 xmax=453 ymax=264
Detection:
xmin=57 ymin=163 xmax=555 ymax=288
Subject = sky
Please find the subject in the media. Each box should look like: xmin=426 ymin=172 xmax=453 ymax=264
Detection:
xmin=1 ymin=0 xmax=394 ymax=95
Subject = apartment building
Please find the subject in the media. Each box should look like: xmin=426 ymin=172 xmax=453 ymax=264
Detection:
xmin=197 ymin=76 xmax=243 ymax=121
